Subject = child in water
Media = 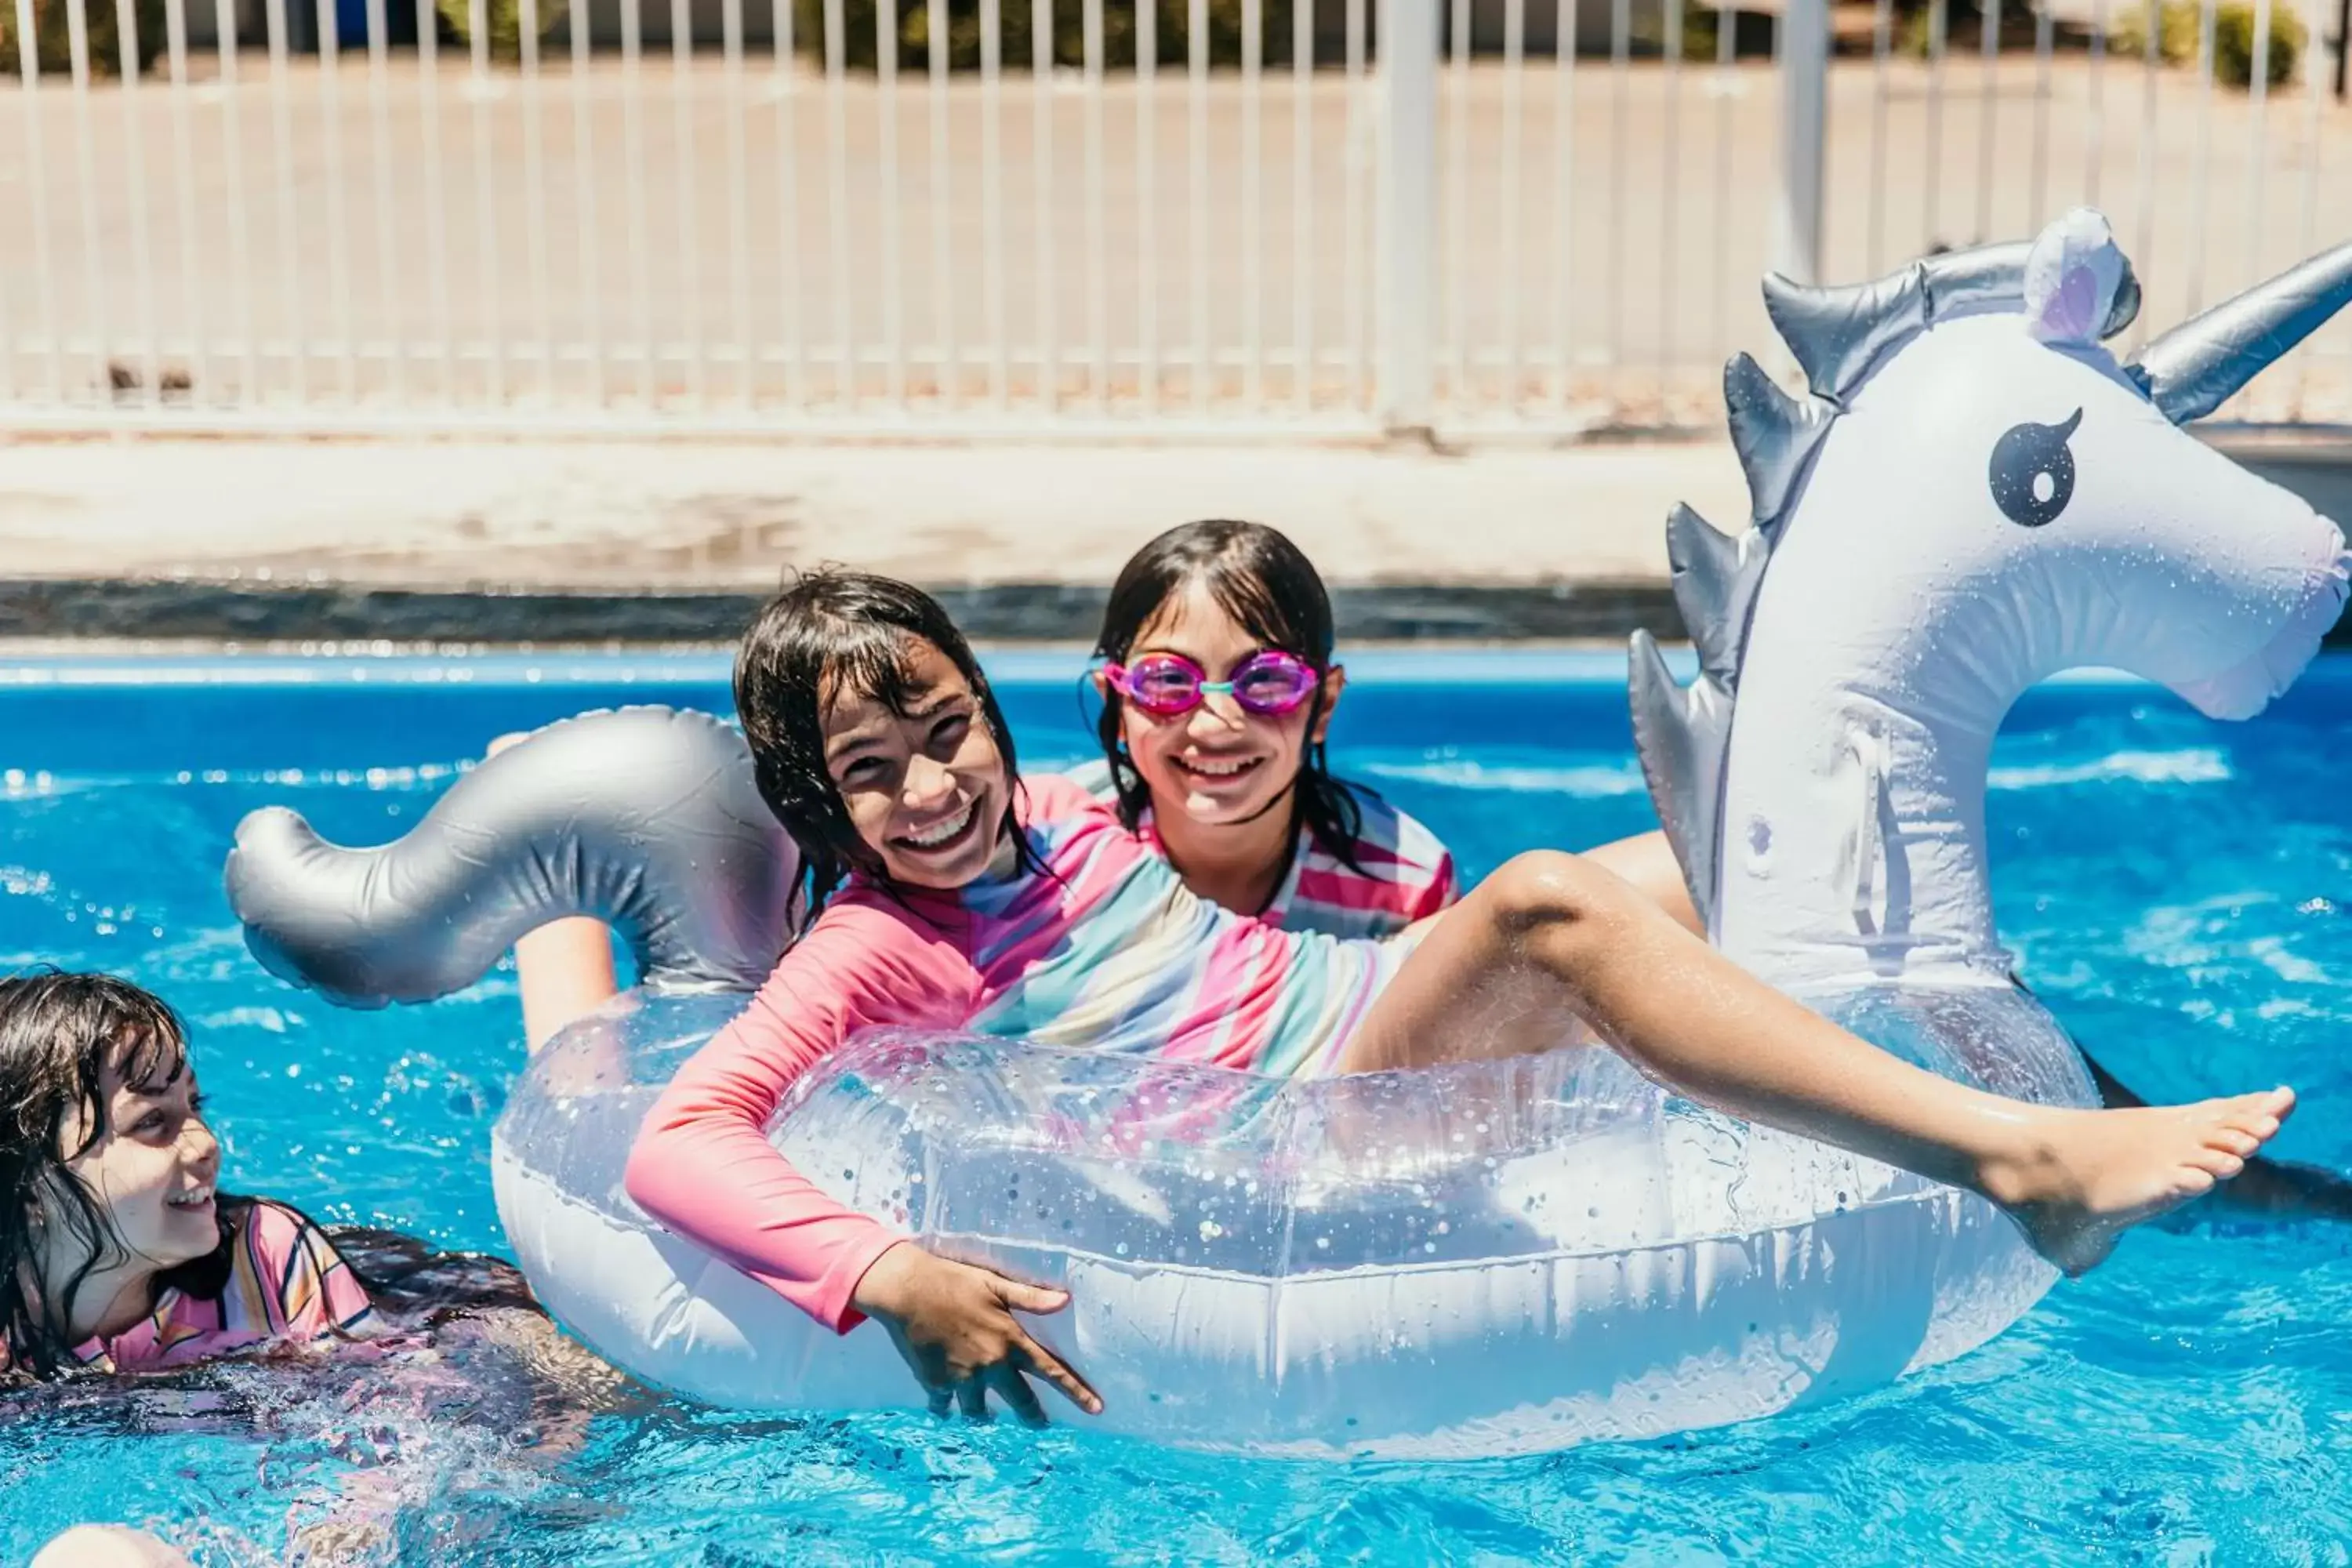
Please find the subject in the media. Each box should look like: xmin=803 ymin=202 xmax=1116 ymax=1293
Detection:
xmin=622 ymin=569 xmax=2295 ymax=1424
xmin=7 ymin=970 xmax=610 ymax=1566
xmin=4 ymin=970 xmax=373 ymax=1567
xmin=0 ymin=971 xmax=376 ymax=1381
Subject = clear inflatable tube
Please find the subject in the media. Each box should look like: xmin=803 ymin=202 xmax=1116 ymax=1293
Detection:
xmin=492 ymin=982 xmax=2093 ymax=1459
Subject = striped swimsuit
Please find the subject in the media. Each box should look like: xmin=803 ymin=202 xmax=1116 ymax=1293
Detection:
xmin=1063 ymin=758 xmax=1457 ymax=939
xmin=56 ymin=1200 xmax=376 ymax=1374
xmin=626 ymin=772 xmax=1455 ymax=1331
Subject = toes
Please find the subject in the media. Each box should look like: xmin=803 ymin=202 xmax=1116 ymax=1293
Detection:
xmin=2211 ymin=1128 xmax=2261 ymax=1159
xmin=2213 ymin=1088 xmax=2293 ymax=1128
xmin=2188 ymin=1149 xmax=2243 ymax=1181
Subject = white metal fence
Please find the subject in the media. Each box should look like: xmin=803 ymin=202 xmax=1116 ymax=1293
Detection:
xmin=1 ymin=0 xmax=2346 ymax=435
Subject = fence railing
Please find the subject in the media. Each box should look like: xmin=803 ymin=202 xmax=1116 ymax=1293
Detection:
xmin=2 ymin=0 xmax=2346 ymax=435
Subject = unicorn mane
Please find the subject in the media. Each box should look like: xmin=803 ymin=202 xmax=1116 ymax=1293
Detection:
xmin=1629 ymin=241 xmax=2143 ymax=927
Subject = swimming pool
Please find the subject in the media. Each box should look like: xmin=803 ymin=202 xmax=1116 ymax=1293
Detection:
xmin=4 ymin=650 xmax=2350 ymax=1563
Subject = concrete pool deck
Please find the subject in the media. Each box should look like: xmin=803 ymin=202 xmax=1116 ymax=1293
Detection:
xmin=1 ymin=430 xmax=2348 ymax=642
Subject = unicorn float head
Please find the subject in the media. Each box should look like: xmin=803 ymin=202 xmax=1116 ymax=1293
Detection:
xmin=1635 ymin=209 xmax=2352 ymax=992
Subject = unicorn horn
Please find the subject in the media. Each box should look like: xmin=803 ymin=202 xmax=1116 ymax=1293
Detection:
xmin=2129 ymin=241 xmax=2352 ymax=425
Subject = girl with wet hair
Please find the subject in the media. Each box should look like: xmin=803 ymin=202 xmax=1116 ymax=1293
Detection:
xmin=0 ymin=971 xmax=376 ymax=1381
xmin=1082 ymin=517 xmax=1697 ymax=937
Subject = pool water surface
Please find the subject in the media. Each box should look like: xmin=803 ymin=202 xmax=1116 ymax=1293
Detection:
xmin=2 ymin=652 xmax=2350 ymax=1564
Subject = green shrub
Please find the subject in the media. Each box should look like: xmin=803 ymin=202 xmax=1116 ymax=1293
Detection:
xmin=0 ymin=0 xmax=166 ymax=78
xmin=437 ymin=0 xmax=571 ymax=62
xmin=2106 ymin=0 xmax=2302 ymax=87
xmin=1895 ymin=0 xmax=2040 ymax=59
xmin=1626 ymin=1 xmax=1739 ymax=60
xmin=2212 ymin=0 xmax=2301 ymax=86
xmin=2103 ymin=0 xmax=2200 ymax=62
xmin=793 ymin=0 xmax=1298 ymax=71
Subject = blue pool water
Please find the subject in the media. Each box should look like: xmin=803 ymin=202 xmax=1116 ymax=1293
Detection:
xmin=4 ymin=650 xmax=2352 ymax=1564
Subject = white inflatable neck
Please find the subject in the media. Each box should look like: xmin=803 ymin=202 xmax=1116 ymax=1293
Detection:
xmin=1708 ymin=509 xmax=2031 ymax=991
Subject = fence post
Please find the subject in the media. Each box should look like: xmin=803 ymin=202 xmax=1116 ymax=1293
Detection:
xmin=1378 ymin=0 xmax=1439 ymax=433
xmin=1778 ymin=0 xmax=1829 ymax=284
xmin=2336 ymin=0 xmax=2348 ymax=99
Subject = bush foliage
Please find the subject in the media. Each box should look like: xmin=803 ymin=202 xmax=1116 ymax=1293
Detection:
xmin=436 ymin=0 xmax=572 ymax=62
xmin=792 ymin=0 xmax=1298 ymax=71
xmin=2106 ymin=0 xmax=2303 ymax=87
xmin=0 ymin=0 xmax=166 ymax=77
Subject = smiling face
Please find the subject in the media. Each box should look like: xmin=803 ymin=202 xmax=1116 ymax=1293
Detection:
xmin=54 ymin=1048 xmax=223 ymax=1280
xmin=1108 ymin=582 xmax=1342 ymax=829
xmin=822 ymin=637 xmax=1012 ymax=889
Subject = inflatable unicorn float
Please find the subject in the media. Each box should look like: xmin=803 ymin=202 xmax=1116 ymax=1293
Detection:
xmin=227 ymin=210 xmax=2352 ymax=1459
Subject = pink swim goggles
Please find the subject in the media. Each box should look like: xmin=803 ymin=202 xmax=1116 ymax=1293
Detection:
xmin=1102 ymin=650 xmax=1322 ymax=718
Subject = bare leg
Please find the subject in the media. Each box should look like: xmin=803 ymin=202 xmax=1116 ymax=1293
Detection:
xmin=1580 ymin=829 xmax=1704 ymax=936
xmin=1339 ymin=851 xmax=2295 ymax=1275
xmin=486 ymin=732 xmax=623 ymax=1053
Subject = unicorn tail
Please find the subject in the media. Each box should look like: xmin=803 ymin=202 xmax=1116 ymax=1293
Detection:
xmin=223 ymin=706 xmax=800 ymax=1007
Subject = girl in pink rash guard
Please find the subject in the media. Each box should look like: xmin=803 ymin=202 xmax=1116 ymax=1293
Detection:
xmin=624 ymin=569 xmax=2295 ymax=1427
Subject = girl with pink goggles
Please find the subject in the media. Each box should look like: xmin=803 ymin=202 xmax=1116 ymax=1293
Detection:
xmin=1099 ymin=649 xmax=1322 ymax=719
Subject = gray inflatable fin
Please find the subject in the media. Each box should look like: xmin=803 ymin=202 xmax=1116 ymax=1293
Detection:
xmin=1664 ymin=503 xmax=1763 ymax=693
xmin=1627 ymin=630 xmax=1731 ymax=928
xmin=224 ymin=706 xmax=800 ymax=1007
xmin=1723 ymin=352 xmax=1835 ymax=532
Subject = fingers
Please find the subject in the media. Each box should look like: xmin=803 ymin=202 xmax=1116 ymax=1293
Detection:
xmin=1011 ymin=1330 xmax=1104 ymax=1416
xmin=957 ymin=1378 xmax=989 ymax=1421
xmin=989 ymin=1364 xmax=1050 ymax=1429
xmin=991 ymin=1277 xmax=1073 ymax=1316
xmin=927 ymin=1385 xmax=955 ymax=1419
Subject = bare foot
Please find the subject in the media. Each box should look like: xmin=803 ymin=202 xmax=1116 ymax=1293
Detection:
xmin=1980 ymin=1087 xmax=2296 ymax=1276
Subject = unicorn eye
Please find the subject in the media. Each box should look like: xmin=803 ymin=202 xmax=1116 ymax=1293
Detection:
xmin=1987 ymin=408 xmax=2084 ymax=528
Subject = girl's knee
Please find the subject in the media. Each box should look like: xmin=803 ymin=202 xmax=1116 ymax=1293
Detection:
xmin=1483 ymin=851 xmax=1610 ymax=935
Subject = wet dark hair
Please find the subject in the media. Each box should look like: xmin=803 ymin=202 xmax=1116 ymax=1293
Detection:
xmin=1091 ymin=519 xmax=1366 ymax=873
xmin=735 ymin=569 xmax=1046 ymax=910
xmin=0 ymin=971 xmax=254 ymax=1379
xmin=0 ymin=971 xmax=542 ymax=1383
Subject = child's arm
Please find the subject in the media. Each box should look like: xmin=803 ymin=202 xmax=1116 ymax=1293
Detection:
xmin=486 ymin=732 xmax=625 ymax=1053
xmin=623 ymin=900 xmax=978 ymax=1332
xmin=514 ymin=917 xmax=619 ymax=1054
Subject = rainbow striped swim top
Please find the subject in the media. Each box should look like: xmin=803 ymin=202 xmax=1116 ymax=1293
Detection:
xmin=626 ymin=771 xmax=1428 ymax=1332
xmin=1063 ymin=757 xmax=1458 ymax=938
xmin=61 ymin=1200 xmax=376 ymax=1374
